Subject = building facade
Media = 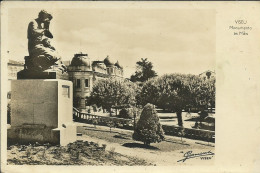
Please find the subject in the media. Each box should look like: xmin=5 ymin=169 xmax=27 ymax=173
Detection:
xmin=7 ymin=60 xmax=24 ymax=99
xmin=67 ymin=53 xmax=124 ymax=110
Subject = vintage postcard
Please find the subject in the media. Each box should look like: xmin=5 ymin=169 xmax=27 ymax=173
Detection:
xmin=1 ymin=1 xmax=260 ymax=173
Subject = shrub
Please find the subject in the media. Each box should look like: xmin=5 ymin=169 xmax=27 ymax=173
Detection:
xmin=118 ymin=108 xmax=133 ymax=119
xmin=133 ymin=103 xmax=165 ymax=145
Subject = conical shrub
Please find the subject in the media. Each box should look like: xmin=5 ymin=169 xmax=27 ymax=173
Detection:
xmin=133 ymin=103 xmax=165 ymax=145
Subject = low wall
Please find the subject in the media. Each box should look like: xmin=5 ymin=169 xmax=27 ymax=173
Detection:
xmin=73 ymin=108 xmax=215 ymax=143
xmin=162 ymin=125 xmax=215 ymax=142
xmin=73 ymin=109 xmax=134 ymax=130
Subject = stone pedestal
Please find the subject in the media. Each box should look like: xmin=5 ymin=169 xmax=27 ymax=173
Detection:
xmin=17 ymin=69 xmax=69 ymax=80
xmin=7 ymin=79 xmax=76 ymax=146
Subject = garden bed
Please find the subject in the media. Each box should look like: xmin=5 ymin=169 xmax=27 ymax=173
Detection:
xmin=7 ymin=140 xmax=151 ymax=165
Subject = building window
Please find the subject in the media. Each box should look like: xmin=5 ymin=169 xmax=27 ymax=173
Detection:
xmin=85 ymin=79 xmax=89 ymax=87
xmin=76 ymin=79 xmax=81 ymax=88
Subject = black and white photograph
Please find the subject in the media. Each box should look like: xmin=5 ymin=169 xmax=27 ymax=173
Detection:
xmin=1 ymin=1 xmax=260 ymax=173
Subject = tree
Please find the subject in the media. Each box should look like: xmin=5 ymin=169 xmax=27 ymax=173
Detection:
xmin=138 ymin=74 xmax=190 ymax=126
xmin=88 ymin=78 xmax=137 ymax=116
xmin=133 ymin=103 xmax=165 ymax=145
xmin=136 ymin=78 xmax=160 ymax=107
xmin=156 ymin=74 xmax=191 ymax=127
xmin=188 ymin=75 xmax=215 ymax=112
xmin=137 ymin=73 xmax=216 ymax=127
xmin=130 ymin=58 xmax=157 ymax=82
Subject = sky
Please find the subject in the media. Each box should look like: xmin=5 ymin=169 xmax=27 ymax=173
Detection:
xmin=7 ymin=8 xmax=215 ymax=78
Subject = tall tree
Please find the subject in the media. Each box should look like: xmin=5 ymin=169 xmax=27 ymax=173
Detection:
xmin=88 ymin=78 xmax=137 ymax=115
xmin=130 ymin=58 xmax=157 ymax=82
xmin=188 ymin=75 xmax=216 ymax=111
xmin=155 ymin=74 xmax=191 ymax=127
xmin=138 ymin=74 xmax=216 ymax=126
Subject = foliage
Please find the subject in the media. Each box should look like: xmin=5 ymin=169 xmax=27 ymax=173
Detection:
xmin=118 ymin=107 xmax=141 ymax=119
xmin=188 ymin=75 xmax=216 ymax=111
xmin=130 ymin=58 xmax=157 ymax=82
xmin=118 ymin=108 xmax=133 ymax=119
xmin=133 ymin=103 xmax=165 ymax=145
xmin=88 ymin=78 xmax=137 ymax=115
xmin=198 ymin=111 xmax=208 ymax=123
xmin=92 ymin=104 xmax=98 ymax=112
xmin=73 ymin=97 xmax=81 ymax=108
xmin=137 ymin=73 xmax=216 ymax=126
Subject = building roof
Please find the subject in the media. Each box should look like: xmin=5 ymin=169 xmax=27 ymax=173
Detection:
xmin=92 ymin=61 xmax=106 ymax=70
xmin=104 ymin=55 xmax=114 ymax=66
xmin=115 ymin=60 xmax=123 ymax=69
xmin=70 ymin=53 xmax=91 ymax=67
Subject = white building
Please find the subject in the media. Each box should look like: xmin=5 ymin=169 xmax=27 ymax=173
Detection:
xmin=67 ymin=53 xmax=124 ymax=110
xmin=7 ymin=60 xmax=24 ymax=99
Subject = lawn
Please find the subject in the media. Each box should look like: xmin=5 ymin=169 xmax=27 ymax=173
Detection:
xmin=77 ymin=125 xmax=213 ymax=152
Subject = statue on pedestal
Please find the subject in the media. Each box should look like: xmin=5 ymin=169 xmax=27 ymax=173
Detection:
xmin=25 ymin=10 xmax=66 ymax=73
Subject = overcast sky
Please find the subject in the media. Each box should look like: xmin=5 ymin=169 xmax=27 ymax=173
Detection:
xmin=8 ymin=8 xmax=215 ymax=78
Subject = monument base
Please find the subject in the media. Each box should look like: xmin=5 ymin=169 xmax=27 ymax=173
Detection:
xmin=8 ymin=79 xmax=76 ymax=146
xmin=7 ymin=123 xmax=76 ymax=146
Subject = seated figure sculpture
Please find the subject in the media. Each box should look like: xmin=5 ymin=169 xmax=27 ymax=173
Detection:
xmin=25 ymin=10 xmax=66 ymax=72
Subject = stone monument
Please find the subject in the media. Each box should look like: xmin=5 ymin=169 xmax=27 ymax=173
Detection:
xmin=18 ymin=10 xmax=68 ymax=80
xmin=8 ymin=10 xmax=76 ymax=146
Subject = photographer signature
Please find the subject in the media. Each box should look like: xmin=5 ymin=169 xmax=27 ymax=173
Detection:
xmin=177 ymin=150 xmax=214 ymax=162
